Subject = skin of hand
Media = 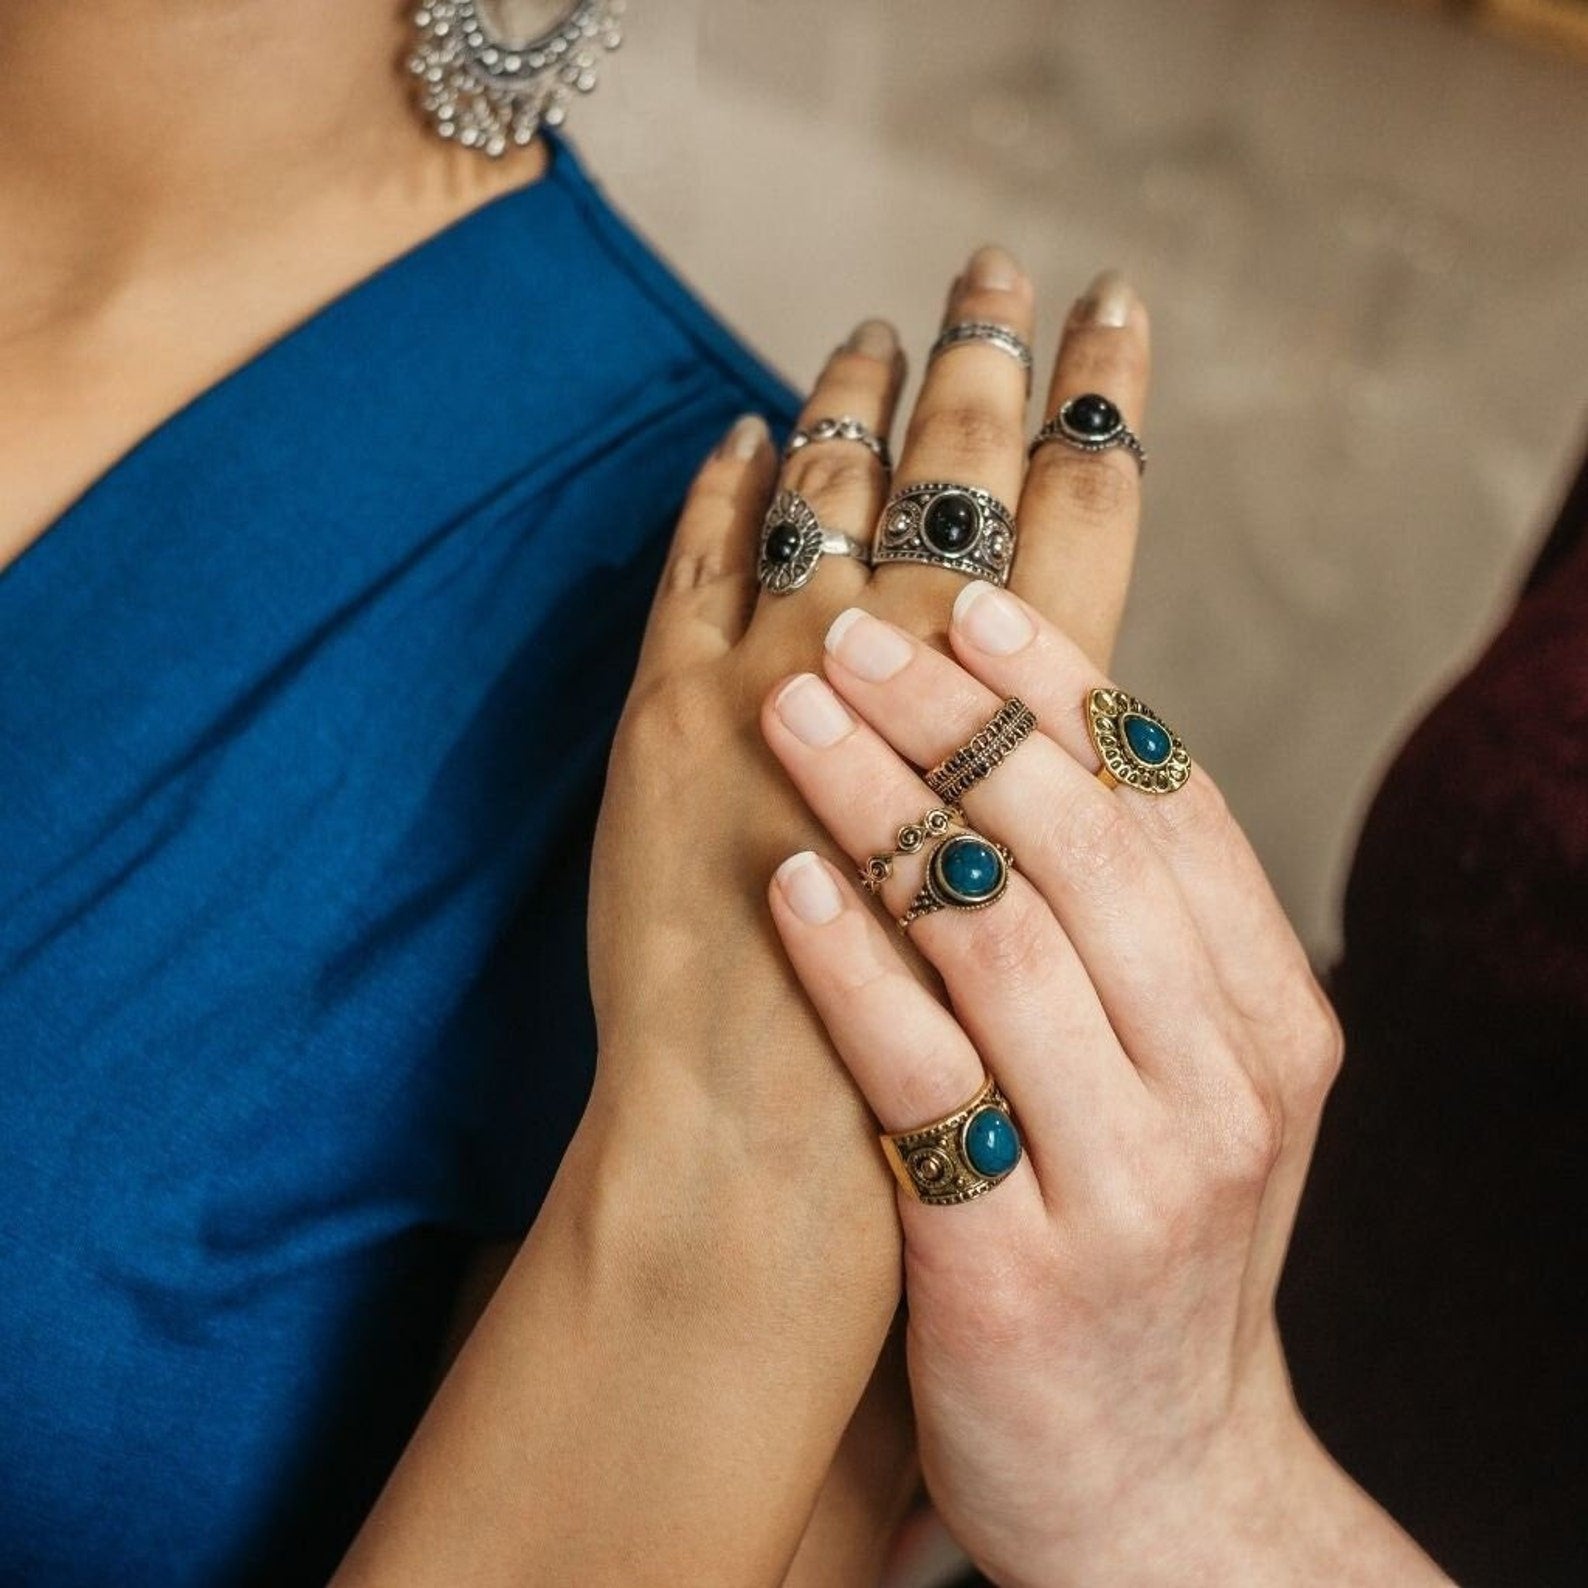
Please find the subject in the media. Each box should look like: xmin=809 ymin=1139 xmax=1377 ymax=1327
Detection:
xmin=756 ymin=588 xmax=1461 ymax=1586
xmin=338 ymin=252 xmax=1158 ymax=1585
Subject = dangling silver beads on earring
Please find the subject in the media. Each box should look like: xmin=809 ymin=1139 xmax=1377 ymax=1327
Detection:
xmin=409 ymin=1 xmax=625 ymax=159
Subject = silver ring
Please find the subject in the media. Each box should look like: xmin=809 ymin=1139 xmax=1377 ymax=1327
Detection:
xmin=783 ymin=416 xmax=892 ymax=469
xmin=1030 ymin=393 xmax=1147 ymax=474
xmin=929 ymin=321 xmax=1033 ymax=382
xmin=871 ymin=482 xmax=1017 ymax=587
xmin=758 ymin=489 xmax=870 ymax=595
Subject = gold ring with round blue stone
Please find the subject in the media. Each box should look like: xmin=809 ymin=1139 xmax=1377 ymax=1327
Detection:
xmin=1086 ymin=687 xmax=1191 ymax=795
xmin=880 ymin=1076 xmax=1023 ymax=1205
xmin=897 ymin=829 xmax=1013 ymax=930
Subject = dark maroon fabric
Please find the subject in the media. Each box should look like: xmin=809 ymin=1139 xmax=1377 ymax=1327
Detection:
xmin=1280 ymin=452 xmax=1588 ymax=1586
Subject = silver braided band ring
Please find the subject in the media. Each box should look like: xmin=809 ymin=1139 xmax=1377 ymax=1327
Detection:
xmin=871 ymin=482 xmax=1018 ymax=586
xmin=757 ymin=489 xmax=870 ymax=595
xmin=1030 ymin=393 xmax=1147 ymax=474
xmin=924 ymin=697 xmax=1038 ymax=806
xmin=783 ymin=416 xmax=892 ymax=469
xmin=930 ymin=321 xmax=1034 ymax=381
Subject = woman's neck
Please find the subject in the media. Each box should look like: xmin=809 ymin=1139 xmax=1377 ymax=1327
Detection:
xmin=0 ymin=0 xmax=545 ymax=319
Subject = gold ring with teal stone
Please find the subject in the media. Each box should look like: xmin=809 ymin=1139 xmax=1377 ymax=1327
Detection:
xmin=1086 ymin=687 xmax=1192 ymax=795
xmin=897 ymin=829 xmax=1013 ymax=929
xmin=881 ymin=1076 xmax=1023 ymax=1205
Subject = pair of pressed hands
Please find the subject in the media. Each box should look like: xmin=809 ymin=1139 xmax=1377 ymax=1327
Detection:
xmin=590 ymin=248 xmax=1452 ymax=1585
xmin=339 ymin=250 xmax=1452 ymax=1587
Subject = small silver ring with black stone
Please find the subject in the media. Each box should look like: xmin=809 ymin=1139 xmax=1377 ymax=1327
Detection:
xmin=757 ymin=489 xmax=871 ymax=595
xmin=871 ymin=482 xmax=1017 ymax=586
xmin=1030 ymin=393 xmax=1147 ymax=474
xmin=783 ymin=416 xmax=892 ymax=470
xmin=930 ymin=321 xmax=1034 ymax=385
xmin=924 ymin=697 xmax=1038 ymax=807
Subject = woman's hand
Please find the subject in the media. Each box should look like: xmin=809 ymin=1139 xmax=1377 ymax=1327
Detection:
xmin=760 ymin=591 xmax=1455 ymax=1585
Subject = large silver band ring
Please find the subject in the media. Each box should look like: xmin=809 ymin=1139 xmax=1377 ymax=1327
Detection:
xmin=1030 ymin=393 xmax=1147 ymax=474
xmin=880 ymin=1076 xmax=1023 ymax=1205
xmin=872 ymin=482 xmax=1017 ymax=586
xmin=930 ymin=321 xmax=1034 ymax=384
xmin=758 ymin=489 xmax=870 ymax=595
xmin=925 ymin=697 xmax=1038 ymax=807
xmin=783 ymin=416 xmax=892 ymax=469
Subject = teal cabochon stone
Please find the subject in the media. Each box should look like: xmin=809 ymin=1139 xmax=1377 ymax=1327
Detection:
xmin=964 ymin=1107 xmax=1022 ymax=1177
xmin=936 ymin=836 xmax=1004 ymax=901
xmin=1121 ymin=711 xmax=1172 ymax=767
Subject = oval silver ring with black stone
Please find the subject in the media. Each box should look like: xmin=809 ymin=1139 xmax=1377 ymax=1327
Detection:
xmin=871 ymin=481 xmax=1018 ymax=586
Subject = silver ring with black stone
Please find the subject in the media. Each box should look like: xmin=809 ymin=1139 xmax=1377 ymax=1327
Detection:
xmin=757 ymin=489 xmax=871 ymax=595
xmin=1030 ymin=393 xmax=1147 ymax=474
xmin=871 ymin=482 xmax=1018 ymax=587
xmin=783 ymin=415 xmax=892 ymax=470
xmin=930 ymin=321 xmax=1034 ymax=387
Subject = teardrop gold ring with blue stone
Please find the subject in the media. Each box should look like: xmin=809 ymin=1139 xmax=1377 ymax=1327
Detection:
xmin=1086 ymin=687 xmax=1192 ymax=795
xmin=757 ymin=489 xmax=871 ymax=595
xmin=881 ymin=1076 xmax=1024 ymax=1205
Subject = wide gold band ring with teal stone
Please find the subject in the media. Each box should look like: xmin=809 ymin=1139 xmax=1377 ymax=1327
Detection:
xmin=881 ymin=1076 xmax=1024 ymax=1205
xmin=924 ymin=696 xmax=1037 ymax=807
xmin=897 ymin=829 xmax=1014 ymax=930
xmin=1086 ymin=687 xmax=1192 ymax=795
xmin=872 ymin=482 xmax=1017 ymax=586
xmin=758 ymin=488 xmax=872 ymax=595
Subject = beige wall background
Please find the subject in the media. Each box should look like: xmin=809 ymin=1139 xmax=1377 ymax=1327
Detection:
xmin=577 ymin=0 xmax=1588 ymax=959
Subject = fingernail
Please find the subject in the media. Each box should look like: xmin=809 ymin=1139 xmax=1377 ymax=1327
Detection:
xmin=845 ymin=317 xmax=899 ymax=360
xmin=1071 ymin=269 xmax=1135 ymax=329
xmin=825 ymin=607 xmax=913 ymax=682
xmin=722 ymin=413 xmax=769 ymax=459
xmin=774 ymin=673 xmax=856 ymax=748
xmin=776 ymin=851 xmax=844 ymax=926
xmin=953 ymin=582 xmax=1035 ymax=655
xmin=966 ymin=244 xmax=1022 ymax=290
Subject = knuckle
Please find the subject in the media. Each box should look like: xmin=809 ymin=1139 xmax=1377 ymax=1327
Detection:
xmin=909 ymin=403 xmax=1023 ymax=463
xmin=785 ymin=450 xmax=879 ymax=509
xmin=951 ymin=883 xmax=1052 ymax=985
xmin=1043 ymin=452 xmax=1134 ymax=524
xmin=1291 ymin=980 xmax=1346 ymax=1102
xmin=1215 ymin=1072 xmax=1285 ymax=1190
xmin=620 ymin=672 xmax=720 ymax=759
xmin=1039 ymin=791 xmax=1144 ymax=895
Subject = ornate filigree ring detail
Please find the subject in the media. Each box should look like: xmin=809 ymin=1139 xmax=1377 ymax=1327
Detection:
xmin=929 ymin=321 xmax=1034 ymax=387
xmin=871 ymin=482 xmax=1018 ymax=586
xmin=898 ymin=830 xmax=1014 ymax=930
xmin=880 ymin=1076 xmax=1024 ymax=1206
xmin=1086 ymin=687 xmax=1192 ymax=795
xmin=859 ymin=806 xmax=965 ymax=894
xmin=783 ymin=415 xmax=892 ymax=469
xmin=1030 ymin=392 xmax=1147 ymax=474
xmin=924 ymin=697 xmax=1038 ymax=807
xmin=757 ymin=489 xmax=871 ymax=595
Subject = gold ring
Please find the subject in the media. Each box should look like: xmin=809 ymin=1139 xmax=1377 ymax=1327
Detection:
xmin=880 ymin=1076 xmax=1023 ymax=1205
xmin=859 ymin=805 xmax=964 ymax=894
xmin=1085 ymin=687 xmax=1192 ymax=796
xmin=924 ymin=697 xmax=1037 ymax=806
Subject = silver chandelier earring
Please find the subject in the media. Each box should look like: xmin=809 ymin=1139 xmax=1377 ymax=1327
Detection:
xmin=409 ymin=1 xmax=625 ymax=158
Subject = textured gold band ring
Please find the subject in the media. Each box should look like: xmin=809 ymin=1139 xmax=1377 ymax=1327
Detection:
xmin=924 ymin=697 xmax=1037 ymax=806
xmin=880 ymin=1076 xmax=1024 ymax=1205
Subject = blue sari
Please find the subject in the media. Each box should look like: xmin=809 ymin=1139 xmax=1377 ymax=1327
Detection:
xmin=0 ymin=135 xmax=796 ymax=1584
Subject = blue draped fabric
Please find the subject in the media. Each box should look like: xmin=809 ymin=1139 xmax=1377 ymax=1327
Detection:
xmin=0 ymin=134 xmax=797 ymax=1584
